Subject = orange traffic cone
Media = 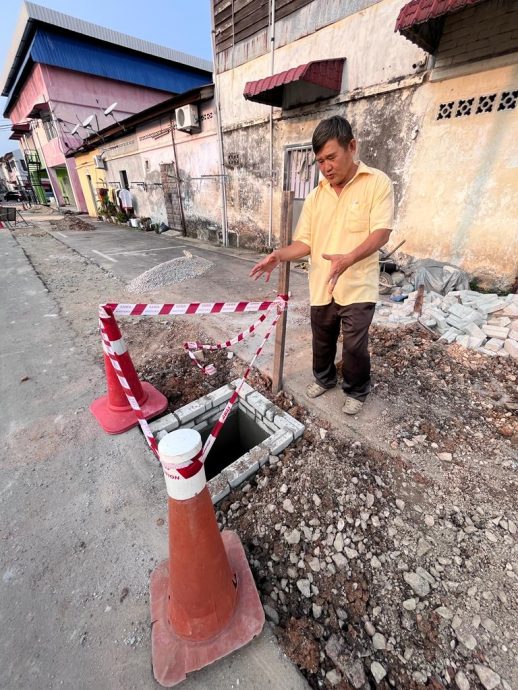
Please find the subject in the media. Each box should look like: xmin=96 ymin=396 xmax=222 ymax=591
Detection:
xmin=90 ymin=306 xmax=168 ymax=434
xmin=150 ymin=429 xmax=265 ymax=687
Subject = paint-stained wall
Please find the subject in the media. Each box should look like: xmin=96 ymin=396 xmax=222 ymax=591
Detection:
xmin=215 ymin=0 xmax=518 ymax=288
xmin=395 ymin=63 xmax=518 ymax=290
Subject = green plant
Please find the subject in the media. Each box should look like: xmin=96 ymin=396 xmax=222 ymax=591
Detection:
xmin=116 ymin=210 xmax=128 ymax=223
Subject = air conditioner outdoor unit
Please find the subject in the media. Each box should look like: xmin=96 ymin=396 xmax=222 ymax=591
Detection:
xmin=93 ymin=155 xmax=106 ymax=169
xmin=175 ymin=104 xmax=200 ymax=133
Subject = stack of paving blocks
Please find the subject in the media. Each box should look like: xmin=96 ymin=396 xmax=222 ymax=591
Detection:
xmin=374 ymin=290 xmax=518 ymax=358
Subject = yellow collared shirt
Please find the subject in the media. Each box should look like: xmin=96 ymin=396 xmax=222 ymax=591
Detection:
xmin=293 ymin=161 xmax=394 ymax=306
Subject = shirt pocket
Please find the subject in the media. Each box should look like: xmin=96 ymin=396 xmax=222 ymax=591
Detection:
xmin=346 ymin=200 xmax=370 ymax=232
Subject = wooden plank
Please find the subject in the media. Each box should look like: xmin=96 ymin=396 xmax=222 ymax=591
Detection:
xmin=271 ymin=191 xmax=294 ymax=395
xmin=234 ymin=1 xmax=270 ymax=37
xmin=276 ymin=0 xmax=313 ymax=21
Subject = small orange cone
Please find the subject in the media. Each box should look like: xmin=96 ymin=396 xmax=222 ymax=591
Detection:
xmin=150 ymin=429 xmax=265 ymax=686
xmin=90 ymin=306 xmax=168 ymax=434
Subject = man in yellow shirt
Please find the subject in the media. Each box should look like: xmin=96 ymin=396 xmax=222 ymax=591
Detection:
xmin=250 ymin=116 xmax=394 ymax=415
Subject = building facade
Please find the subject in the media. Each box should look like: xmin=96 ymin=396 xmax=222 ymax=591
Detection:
xmin=211 ymin=0 xmax=518 ymax=289
xmin=0 ymin=149 xmax=29 ymax=193
xmin=2 ymin=2 xmax=212 ymax=210
xmin=71 ymin=85 xmax=222 ymax=240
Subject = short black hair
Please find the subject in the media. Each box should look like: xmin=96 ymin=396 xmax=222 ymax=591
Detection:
xmin=312 ymin=116 xmax=354 ymax=154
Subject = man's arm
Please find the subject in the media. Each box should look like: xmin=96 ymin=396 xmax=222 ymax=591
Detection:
xmin=322 ymin=228 xmax=391 ymax=293
xmin=249 ymin=240 xmax=311 ymax=283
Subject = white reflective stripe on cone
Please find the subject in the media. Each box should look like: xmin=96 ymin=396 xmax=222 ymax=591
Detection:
xmin=110 ymin=337 xmax=127 ymax=355
xmin=158 ymin=429 xmax=205 ymax=500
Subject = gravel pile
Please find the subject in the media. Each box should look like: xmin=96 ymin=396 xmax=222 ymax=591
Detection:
xmin=126 ymin=252 xmax=213 ymax=293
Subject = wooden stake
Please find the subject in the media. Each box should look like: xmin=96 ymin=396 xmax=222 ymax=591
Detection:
xmin=271 ymin=191 xmax=294 ymax=395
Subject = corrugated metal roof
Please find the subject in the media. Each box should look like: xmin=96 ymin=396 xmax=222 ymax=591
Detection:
xmin=243 ymin=59 xmax=344 ymax=108
xmin=2 ymin=1 xmax=212 ymax=96
xmin=395 ymin=0 xmax=488 ymax=52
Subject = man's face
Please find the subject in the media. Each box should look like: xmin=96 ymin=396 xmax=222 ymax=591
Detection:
xmin=315 ymin=138 xmax=357 ymax=188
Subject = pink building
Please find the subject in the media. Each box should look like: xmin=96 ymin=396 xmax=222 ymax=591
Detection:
xmin=2 ymin=2 xmax=212 ymax=209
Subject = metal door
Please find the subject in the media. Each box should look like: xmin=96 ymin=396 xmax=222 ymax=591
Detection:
xmin=283 ymin=145 xmax=319 ymax=233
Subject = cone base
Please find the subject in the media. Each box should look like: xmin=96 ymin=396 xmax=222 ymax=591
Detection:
xmin=90 ymin=382 xmax=168 ymax=434
xmin=150 ymin=530 xmax=265 ymax=687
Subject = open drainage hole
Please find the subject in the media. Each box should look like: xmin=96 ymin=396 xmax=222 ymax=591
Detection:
xmin=197 ymin=407 xmax=269 ymax=481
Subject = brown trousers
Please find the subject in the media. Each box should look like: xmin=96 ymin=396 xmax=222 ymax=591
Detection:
xmin=310 ymin=300 xmax=375 ymax=401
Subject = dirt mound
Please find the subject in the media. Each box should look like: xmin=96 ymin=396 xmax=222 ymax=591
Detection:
xmin=53 ymin=215 xmax=95 ymax=232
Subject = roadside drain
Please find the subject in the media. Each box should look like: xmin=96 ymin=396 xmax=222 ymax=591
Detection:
xmin=149 ymin=380 xmax=305 ymax=503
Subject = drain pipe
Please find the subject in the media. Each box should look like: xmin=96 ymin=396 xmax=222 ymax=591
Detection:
xmin=268 ymin=0 xmax=276 ymax=248
xmin=211 ymin=8 xmax=229 ymax=248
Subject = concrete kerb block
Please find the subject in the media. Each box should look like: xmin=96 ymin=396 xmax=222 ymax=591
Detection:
xmin=504 ymin=338 xmax=518 ymax=359
xmin=463 ymin=322 xmax=486 ymax=339
xmin=175 ymin=398 xmax=211 ymax=425
xmin=246 ymin=390 xmax=272 ymax=417
xmin=223 ymin=452 xmax=260 ymax=489
xmin=264 ymin=429 xmax=295 ymax=456
xmin=273 ymin=414 xmax=305 ymax=440
xmin=482 ymin=325 xmax=510 ymax=339
xmin=206 ymin=384 xmax=233 ymax=408
xmin=149 ymin=412 xmax=179 ymax=435
xmin=484 ymin=338 xmax=505 ymax=352
xmin=208 ymin=472 xmax=231 ymax=505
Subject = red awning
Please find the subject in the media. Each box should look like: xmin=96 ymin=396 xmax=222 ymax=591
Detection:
xmin=243 ymin=59 xmax=345 ymax=109
xmin=9 ymin=122 xmax=31 ymax=140
xmin=395 ymin=0 xmax=488 ymax=52
xmin=26 ymin=101 xmax=50 ymax=118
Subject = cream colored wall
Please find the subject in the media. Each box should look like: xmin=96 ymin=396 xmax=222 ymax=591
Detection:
xmin=395 ymin=63 xmax=518 ymax=288
xmin=217 ymin=0 xmax=426 ymax=127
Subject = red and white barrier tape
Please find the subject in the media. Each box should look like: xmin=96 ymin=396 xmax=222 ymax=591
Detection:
xmin=183 ymin=310 xmax=271 ymax=376
xmin=104 ymin=299 xmax=278 ymax=317
xmin=98 ymin=295 xmax=288 ymax=479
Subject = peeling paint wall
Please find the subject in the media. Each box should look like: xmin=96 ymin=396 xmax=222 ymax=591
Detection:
xmin=214 ymin=0 xmax=518 ymax=288
xmin=217 ymin=0 xmax=426 ymax=127
xmin=73 ymin=101 xmax=222 ymax=238
xmin=395 ymin=64 xmax=518 ymax=290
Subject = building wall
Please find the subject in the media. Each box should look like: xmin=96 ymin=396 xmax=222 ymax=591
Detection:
xmin=7 ymin=62 xmax=174 ymax=211
xmin=74 ymin=149 xmax=103 ymax=216
xmin=434 ymin=0 xmax=518 ymax=71
xmin=74 ymin=101 xmax=222 ymax=237
xmin=214 ymin=0 xmax=518 ymax=287
xmin=217 ymin=0 xmax=426 ymax=126
xmin=395 ymin=62 xmax=518 ymax=290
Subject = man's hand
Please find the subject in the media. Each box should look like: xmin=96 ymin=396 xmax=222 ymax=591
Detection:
xmin=249 ymin=251 xmax=280 ymax=283
xmin=321 ymin=253 xmax=355 ymax=293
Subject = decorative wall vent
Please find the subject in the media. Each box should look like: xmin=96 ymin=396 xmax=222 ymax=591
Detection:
xmin=498 ymin=90 xmax=518 ymax=111
xmin=476 ymin=94 xmax=496 ymax=114
xmin=455 ymin=98 xmax=474 ymax=117
xmin=437 ymin=89 xmax=517 ymax=121
xmin=437 ymin=101 xmax=455 ymax=120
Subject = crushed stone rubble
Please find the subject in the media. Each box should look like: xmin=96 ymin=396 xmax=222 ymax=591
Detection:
xmin=217 ymin=429 xmax=517 ymax=690
xmin=126 ymin=251 xmax=213 ymax=293
xmin=374 ymin=290 xmax=518 ymax=359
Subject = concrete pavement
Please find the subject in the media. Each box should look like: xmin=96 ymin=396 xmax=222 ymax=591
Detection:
xmin=0 ymin=225 xmax=310 ymax=689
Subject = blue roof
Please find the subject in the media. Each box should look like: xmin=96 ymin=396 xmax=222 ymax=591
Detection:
xmin=30 ymin=28 xmax=210 ymax=94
